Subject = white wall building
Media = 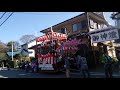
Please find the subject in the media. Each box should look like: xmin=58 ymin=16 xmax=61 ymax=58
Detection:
xmin=28 ymin=39 xmax=36 ymax=58
xmin=21 ymin=39 xmax=42 ymax=58
xmin=21 ymin=43 xmax=28 ymax=57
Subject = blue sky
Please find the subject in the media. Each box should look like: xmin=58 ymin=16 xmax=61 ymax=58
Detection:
xmin=0 ymin=12 xmax=114 ymax=45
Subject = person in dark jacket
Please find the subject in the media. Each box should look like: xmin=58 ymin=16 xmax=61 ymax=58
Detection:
xmin=6 ymin=63 xmax=10 ymax=70
xmin=77 ymin=54 xmax=90 ymax=78
xmin=25 ymin=61 xmax=30 ymax=73
xmin=102 ymin=52 xmax=114 ymax=78
xmin=64 ymin=55 xmax=70 ymax=78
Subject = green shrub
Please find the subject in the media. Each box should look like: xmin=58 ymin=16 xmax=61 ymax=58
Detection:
xmin=30 ymin=57 xmax=36 ymax=62
xmin=8 ymin=61 xmax=15 ymax=68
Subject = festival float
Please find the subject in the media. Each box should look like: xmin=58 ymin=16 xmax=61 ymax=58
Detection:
xmin=59 ymin=38 xmax=81 ymax=69
xmin=36 ymin=28 xmax=67 ymax=72
xmin=57 ymin=34 xmax=90 ymax=70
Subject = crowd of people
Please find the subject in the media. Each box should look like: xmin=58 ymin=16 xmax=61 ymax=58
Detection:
xmin=64 ymin=51 xmax=90 ymax=78
xmin=63 ymin=50 xmax=116 ymax=78
xmin=18 ymin=60 xmax=38 ymax=73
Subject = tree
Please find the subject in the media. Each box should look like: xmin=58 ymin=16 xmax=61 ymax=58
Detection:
xmin=7 ymin=41 xmax=20 ymax=52
xmin=0 ymin=53 xmax=8 ymax=60
xmin=0 ymin=41 xmax=8 ymax=60
xmin=7 ymin=41 xmax=13 ymax=52
xmin=14 ymin=53 xmax=22 ymax=60
xmin=14 ymin=41 xmax=20 ymax=50
xmin=0 ymin=43 xmax=8 ymax=53
xmin=20 ymin=35 xmax=36 ymax=44
xmin=24 ymin=56 xmax=30 ymax=62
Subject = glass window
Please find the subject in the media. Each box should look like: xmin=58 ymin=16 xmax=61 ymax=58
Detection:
xmin=115 ymin=20 xmax=117 ymax=27
xmin=117 ymin=20 xmax=120 ymax=28
xmin=100 ymin=24 xmax=107 ymax=28
xmin=81 ymin=20 xmax=87 ymax=29
xmin=100 ymin=24 xmax=104 ymax=28
xmin=72 ymin=20 xmax=87 ymax=32
xmin=89 ymin=19 xmax=94 ymax=29
xmin=98 ymin=24 xmax=101 ymax=29
xmin=94 ymin=22 xmax=97 ymax=29
xmin=77 ymin=23 xmax=82 ymax=30
xmin=60 ymin=28 xmax=67 ymax=34
xmin=28 ymin=51 xmax=33 ymax=54
xmin=73 ymin=24 xmax=78 ymax=32
xmin=57 ymin=30 xmax=61 ymax=33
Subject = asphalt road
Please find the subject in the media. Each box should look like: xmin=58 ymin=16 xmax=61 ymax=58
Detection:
xmin=0 ymin=68 xmax=66 ymax=78
xmin=0 ymin=68 xmax=120 ymax=78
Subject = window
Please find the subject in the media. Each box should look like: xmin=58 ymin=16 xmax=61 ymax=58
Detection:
xmin=72 ymin=20 xmax=88 ymax=32
xmin=28 ymin=51 xmax=33 ymax=54
xmin=89 ymin=19 xmax=100 ymax=29
xmin=94 ymin=22 xmax=97 ymax=29
xmin=60 ymin=28 xmax=67 ymax=34
xmin=73 ymin=23 xmax=78 ymax=32
xmin=77 ymin=22 xmax=82 ymax=30
xmin=89 ymin=19 xmax=94 ymax=29
xmin=98 ymin=24 xmax=101 ymax=29
xmin=81 ymin=20 xmax=87 ymax=29
xmin=57 ymin=30 xmax=61 ymax=33
xmin=116 ymin=20 xmax=120 ymax=28
xmin=72 ymin=22 xmax=81 ymax=32
xmin=115 ymin=20 xmax=117 ymax=27
xmin=100 ymin=24 xmax=107 ymax=28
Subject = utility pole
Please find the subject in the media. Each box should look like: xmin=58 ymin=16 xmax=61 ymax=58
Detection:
xmin=12 ymin=41 xmax=13 ymax=61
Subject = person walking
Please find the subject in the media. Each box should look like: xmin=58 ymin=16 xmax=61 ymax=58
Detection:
xmin=21 ymin=60 xmax=25 ymax=70
xmin=25 ymin=61 xmax=30 ymax=73
xmin=77 ymin=54 xmax=90 ymax=78
xmin=6 ymin=62 xmax=10 ymax=70
xmin=102 ymin=52 xmax=114 ymax=78
xmin=64 ymin=55 xmax=71 ymax=78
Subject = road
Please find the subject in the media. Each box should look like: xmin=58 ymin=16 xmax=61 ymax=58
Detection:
xmin=0 ymin=68 xmax=65 ymax=78
xmin=0 ymin=68 xmax=120 ymax=78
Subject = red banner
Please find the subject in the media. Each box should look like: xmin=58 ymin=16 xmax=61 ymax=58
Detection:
xmin=38 ymin=54 xmax=56 ymax=64
xmin=36 ymin=32 xmax=67 ymax=42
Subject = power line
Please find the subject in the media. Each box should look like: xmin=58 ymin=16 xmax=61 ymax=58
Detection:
xmin=0 ymin=12 xmax=14 ymax=27
xmin=0 ymin=12 xmax=6 ymax=19
xmin=17 ymin=12 xmax=77 ymax=15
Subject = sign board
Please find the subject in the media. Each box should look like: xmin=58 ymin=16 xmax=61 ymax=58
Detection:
xmin=90 ymin=29 xmax=119 ymax=43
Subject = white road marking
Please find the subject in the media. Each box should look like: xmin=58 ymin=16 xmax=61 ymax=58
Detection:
xmin=0 ymin=75 xmax=8 ymax=78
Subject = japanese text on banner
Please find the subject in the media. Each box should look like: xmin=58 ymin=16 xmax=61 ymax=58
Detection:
xmin=90 ymin=29 xmax=119 ymax=43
